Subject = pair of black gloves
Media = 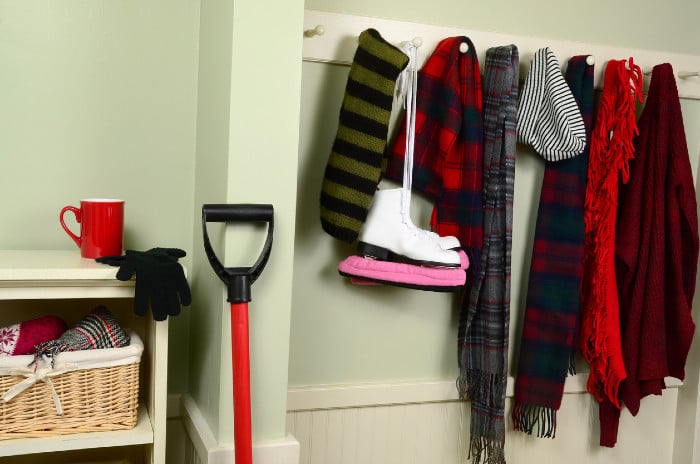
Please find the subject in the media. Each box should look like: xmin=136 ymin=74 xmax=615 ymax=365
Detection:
xmin=96 ymin=248 xmax=191 ymax=321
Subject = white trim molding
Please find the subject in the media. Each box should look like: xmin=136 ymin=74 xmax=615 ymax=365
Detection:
xmin=253 ymin=438 xmax=301 ymax=464
xmin=302 ymin=9 xmax=700 ymax=100
xmin=287 ymin=375 xmax=683 ymax=412
xmin=180 ymin=394 xmax=300 ymax=464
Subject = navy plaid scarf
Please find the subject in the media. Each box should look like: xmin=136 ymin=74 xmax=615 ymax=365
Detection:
xmin=512 ymin=56 xmax=593 ymax=437
xmin=457 ymin=45 xmax=518 ymax=464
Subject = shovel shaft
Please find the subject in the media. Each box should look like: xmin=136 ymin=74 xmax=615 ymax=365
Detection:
xmin=231 ymin=302 xmax=252 ymax=464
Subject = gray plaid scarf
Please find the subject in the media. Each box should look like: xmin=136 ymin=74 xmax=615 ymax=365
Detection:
xmin=457 ymin=45 xmax=518 ymax=464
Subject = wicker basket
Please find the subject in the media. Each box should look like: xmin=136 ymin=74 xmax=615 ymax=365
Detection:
xmin=0 ymin=332 xmax=142 ymax=440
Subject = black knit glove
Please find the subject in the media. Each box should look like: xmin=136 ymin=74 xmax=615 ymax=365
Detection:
xmin=96 ymin=248 xmax=192 ymax=321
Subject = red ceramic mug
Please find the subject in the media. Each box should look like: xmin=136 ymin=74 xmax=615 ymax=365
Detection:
xmin=60 ymin=199 xmax=124 ymax=259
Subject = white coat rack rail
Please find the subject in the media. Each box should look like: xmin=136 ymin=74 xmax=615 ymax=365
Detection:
xmin=302 ymin=9 xmax=700 ymax=100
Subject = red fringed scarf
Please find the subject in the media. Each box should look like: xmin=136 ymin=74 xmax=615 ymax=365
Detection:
xmin=580 ymin=59 xmax=643 ymax=444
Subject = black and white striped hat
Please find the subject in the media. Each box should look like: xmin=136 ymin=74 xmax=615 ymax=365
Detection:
xmin=517 ymin=47 xmax=586 ymax=161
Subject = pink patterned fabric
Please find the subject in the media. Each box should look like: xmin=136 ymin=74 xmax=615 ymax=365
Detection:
xmin=0 ymin=315 xmax=67 ymax=356
xmin=0 ymin=324 xmax=19 ymax=355
xmin=338 ymin=251 xmax=468 ymax=291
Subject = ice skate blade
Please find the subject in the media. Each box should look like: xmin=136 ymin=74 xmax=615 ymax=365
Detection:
xmin=357 ymin=241 xmax=460 ymax=268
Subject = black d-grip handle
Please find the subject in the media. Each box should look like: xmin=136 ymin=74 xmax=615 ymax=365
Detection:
xmin=202 ymin=204 xmax=274 ymax=303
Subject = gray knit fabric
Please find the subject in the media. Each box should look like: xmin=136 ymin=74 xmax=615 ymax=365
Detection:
xmin=517 ymin=47 xmax=586 ymax=161
xmin=457 ymin=44 xmax=518 ymax=464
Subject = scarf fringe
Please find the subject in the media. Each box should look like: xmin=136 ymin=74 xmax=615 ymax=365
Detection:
xmin=457 ymin=369 xmax=508 ymax=464
xmin=581 ymin=59 xmax=642 ymax=408
xmin=468 ymin=433 xmax=506 ymax=464
xmin=457 ymin=368 xmax=507 ymax=407
xmin=512 ymin=403 xmax=557 ymax=438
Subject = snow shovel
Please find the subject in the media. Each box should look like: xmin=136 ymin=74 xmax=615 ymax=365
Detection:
xmin=202 ymin=203 xmax=274 ymax=464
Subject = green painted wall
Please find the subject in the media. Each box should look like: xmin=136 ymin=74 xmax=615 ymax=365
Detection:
xmin=289 ymin=4 xmax=700 ymax=387
xmin=188 ymin=0 xmax=235 ymax=441
xmin=291 ymin=61 xmax=457 ymax=385
xmin=189 ymin=0 xmax=304 ymax=444
xmin=0 ymin=1 xmax=199 ymax=393
xmin=221 ymin=0 xmax=304 ymax=443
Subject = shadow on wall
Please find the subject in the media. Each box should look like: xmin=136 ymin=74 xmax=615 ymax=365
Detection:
xmin=295 ymin=62 xmax=356 ymax=271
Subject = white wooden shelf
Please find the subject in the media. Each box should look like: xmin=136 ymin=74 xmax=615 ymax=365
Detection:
xmin=0 ymin=250 xmax=124 ymax=280
xmin=0 ymin=401 xmax=153 ymax=457
xmin=0 ymin=250 xmax=135 ymax=300
xmin=0 ymin=250 xmax=169 ymax=464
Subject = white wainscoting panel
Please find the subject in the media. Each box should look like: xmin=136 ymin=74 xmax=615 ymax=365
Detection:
xmin=184 ymin=439 xmax=204 ymax=464
xmin=288 ymin=389 xmax=680 ymax=464
xmin=180 ymin=393 xmax=300 ymax=464
xmin=286 ymin=377 xmax=686 ymax=464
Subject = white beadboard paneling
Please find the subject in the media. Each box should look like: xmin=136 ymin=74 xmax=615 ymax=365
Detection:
xmin=287 ymin=390 xmax=680 ymax=464
xmin=386 ymin=404 xmax=406 ymax=464
xmin=309 ymin=409 xmax=329 ymax=464
xmin=356 ymin=407 xmax=374 ymax=464
xmin=287 ymin=413 xmax=297 ymax=439
xmin=400 ymin=403 xmax=418 ymax=464
xmin=370 ymin=406 xmax=390 ymax=463
xmin=326 ymin=408 xmax=344 ymax=464
xmin=415 ymin=402 xmax=436 ymax=464
xmin=457 ymin=401 xmax=470 ymax=461
xmin=295 ymin=411 xmax=313 ymax=464
xmin=287 ymin=403 xmax=469 ymax=464
xmin=184 ymin=437 xmax=204 ymax=464
xmin=435 ymin=402 xmax=450 ymax=464
xmin=341 ymin=407 xmax=360 ymax=464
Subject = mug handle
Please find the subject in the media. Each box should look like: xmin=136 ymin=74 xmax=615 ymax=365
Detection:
xmin=60 ymin=206 xmax=82 ymax=248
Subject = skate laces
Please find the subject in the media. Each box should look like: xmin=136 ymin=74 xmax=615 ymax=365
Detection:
xmin=397 ymin=42 xmax=427 ymax=240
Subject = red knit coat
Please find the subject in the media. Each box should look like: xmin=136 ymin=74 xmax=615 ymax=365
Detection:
xmin=601 ymin=63 xmax=699 ymax=446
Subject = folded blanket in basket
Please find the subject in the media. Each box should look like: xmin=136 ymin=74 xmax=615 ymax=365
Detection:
xmin=34 ymin=306 xmax=130 ymax=367
xmin=0 ymin=315 xmax=67 ymax=356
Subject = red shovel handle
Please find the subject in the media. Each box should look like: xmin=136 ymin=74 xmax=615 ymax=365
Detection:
xmin=231 ymin=302 xmax=252 ymax=464
xmin=201 ymin=204 xmax=274 ymax=464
